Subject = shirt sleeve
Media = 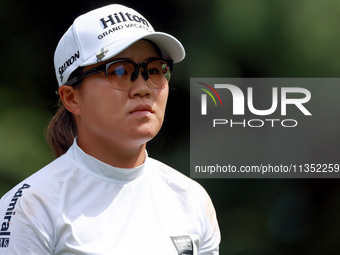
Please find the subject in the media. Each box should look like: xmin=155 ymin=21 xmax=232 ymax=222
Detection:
xmin=0 ymin=182 xmax=55 ymax=254
xmin=192 ymin=183 xmax=221 ymax=255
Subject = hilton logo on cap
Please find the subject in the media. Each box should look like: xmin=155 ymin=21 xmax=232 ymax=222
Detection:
xmin=97 ymin=11 xmax=153 ymax=40
xmin=99 ymin=12 xmax=150 ymax=28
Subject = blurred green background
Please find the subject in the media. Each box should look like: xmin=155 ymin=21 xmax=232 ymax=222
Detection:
xmin=1 ymin=0 xmax=340 ymax=254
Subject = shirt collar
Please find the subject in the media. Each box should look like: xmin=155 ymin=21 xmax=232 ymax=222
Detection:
xmin=65 ymin=138 xmax=148 ymax=183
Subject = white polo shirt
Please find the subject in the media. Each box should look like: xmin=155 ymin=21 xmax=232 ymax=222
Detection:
xmin=0 ymin=140 xmax=220 ymax=254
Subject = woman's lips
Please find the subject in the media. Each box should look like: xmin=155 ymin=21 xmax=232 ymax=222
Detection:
xmin=130 ymin=105 xmax=154 ymax=116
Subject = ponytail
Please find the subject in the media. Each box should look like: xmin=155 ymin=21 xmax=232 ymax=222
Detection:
xmin=45 ymin=98 xmax=78 ymax=158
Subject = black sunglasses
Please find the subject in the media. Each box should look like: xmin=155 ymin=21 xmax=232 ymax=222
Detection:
xmin=65 ymin=58 xmax=173 ymax=90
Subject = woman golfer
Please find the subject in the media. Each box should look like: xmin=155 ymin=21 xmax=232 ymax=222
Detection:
xmin=0 ymin=4 xmax=220 ymax=254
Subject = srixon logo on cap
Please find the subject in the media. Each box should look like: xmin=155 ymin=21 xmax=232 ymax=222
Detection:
xmin=58 ymin=51 xmax=80 ymax=82
xmin=170 ymin=236 xmax=193 ymax=255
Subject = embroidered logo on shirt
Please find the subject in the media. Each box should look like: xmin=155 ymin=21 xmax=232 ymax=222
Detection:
xmin=170 ymin=235 xmax=193 ymax=255
xmin=0 ymin=183 xmax=31 ymax=248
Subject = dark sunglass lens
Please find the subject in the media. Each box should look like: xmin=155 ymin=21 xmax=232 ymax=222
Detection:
xmin=107 ymin=62 xmax=135 ymax=89
xmin=147 ymin=60 xmax=171 ymax=86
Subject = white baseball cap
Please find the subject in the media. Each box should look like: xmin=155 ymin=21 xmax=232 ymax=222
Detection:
xmin=54 ymin=4 xmax=185 ymax=87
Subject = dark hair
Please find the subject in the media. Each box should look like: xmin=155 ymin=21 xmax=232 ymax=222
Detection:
xmin=45 ymin=68 xmax=82 ymax=157
xmin=45 ymin=99 xmax=78 ymax=157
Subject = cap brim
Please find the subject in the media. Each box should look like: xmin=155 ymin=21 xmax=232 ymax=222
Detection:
xmin=80 ymin=32 xmax=185 ymax=67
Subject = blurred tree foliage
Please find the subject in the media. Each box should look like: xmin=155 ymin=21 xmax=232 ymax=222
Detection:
xmin=1 ymin=0 xmax=340 ymax=254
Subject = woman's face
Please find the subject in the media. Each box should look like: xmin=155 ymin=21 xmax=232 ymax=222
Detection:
xmin=73 ymin=40 xmax=169 ymax=149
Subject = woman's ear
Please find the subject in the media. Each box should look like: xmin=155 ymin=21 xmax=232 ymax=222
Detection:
xmin=58 ymin=85 xmax=81 ymax=115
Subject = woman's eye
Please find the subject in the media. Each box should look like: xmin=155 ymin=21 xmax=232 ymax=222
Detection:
xmin=148 ymin=68 xmax=160 ymax=75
